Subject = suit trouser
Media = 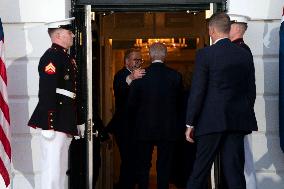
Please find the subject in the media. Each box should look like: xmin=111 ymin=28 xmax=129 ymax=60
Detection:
xmin=115 ymin=135 xmax=136 ymax=189
xmin=220 ymin=134 xmax=257 ymax=189
xmin=40 ymin=131 xmax=72 ymax=189
xmin=69 ymin=138 xmax=101 ymax=189
xmin=186 ymin=132 xmax=246 ymax=189
xmin=136 ymin=140 xmax=175 ymax=189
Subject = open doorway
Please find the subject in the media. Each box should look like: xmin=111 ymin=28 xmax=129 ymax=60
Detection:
xmin=100 ymin=11 xmax=209 ymax=189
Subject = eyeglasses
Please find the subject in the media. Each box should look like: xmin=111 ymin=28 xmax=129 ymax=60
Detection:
xmin=134 ymin=58 xmax=144 ymax=63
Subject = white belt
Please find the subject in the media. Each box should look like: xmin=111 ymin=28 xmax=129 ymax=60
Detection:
xmin=56 ymin=88 xmax=76 ymax=99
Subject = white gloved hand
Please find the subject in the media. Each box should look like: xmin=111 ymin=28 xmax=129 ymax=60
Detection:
xmin=41 ymin=130 xmax=55 ymax=140
xmin=77 ymin=124 xmax=85 ymax=138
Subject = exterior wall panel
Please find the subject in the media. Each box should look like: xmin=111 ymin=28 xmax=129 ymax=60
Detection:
xmin=228 ymin=1 xmax=284 ymax=188
xmin=0 ymin=0 xmax=70 ymax=22
xmin=228 ymin=0 xmax=283 ymax=20
xmin=0 ymin=0 xmax=71 ymax=188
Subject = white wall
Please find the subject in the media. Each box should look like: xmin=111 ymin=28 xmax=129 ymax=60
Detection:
xmin=228 ymin=0 xmax=283 ymax=20
xmin=228 ymin=1 xmax=284 ymax=189
xmin=0 ymin=0 xmax=70 ymax=22
xmin=0 ymin=0 xmax=71 ymax=188
xmin=249 ymin=20 xmax=284 ymax=189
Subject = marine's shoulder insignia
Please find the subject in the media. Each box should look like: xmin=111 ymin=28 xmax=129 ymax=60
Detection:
xmin=45 ymin=62 xmax=56 ymax=74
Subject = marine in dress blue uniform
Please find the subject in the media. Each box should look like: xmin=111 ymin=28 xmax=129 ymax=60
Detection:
xmin=229 ymin=14 xmax=258 ymax=189
xmin=229 ymin=14 xmax=252 ymax=54
xmin=28 ymin=18 xmax=84 ymax=189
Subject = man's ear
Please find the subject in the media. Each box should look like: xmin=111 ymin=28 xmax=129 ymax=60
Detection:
xmin=233 ymin=24 xmax=239 ymax=32
xmin=55 ymin=29 xmax=64 ymax=39
xmin=125 ymin=59 xmax=129 ymax=67
xmin=208 ymin=26 xmax=214 ymax=36
xmin=51 ymin=31 xmax=60 ymax=40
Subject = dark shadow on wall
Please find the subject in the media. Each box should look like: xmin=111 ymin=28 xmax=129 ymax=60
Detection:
xmin=4 ymin=1 xmax=35 ymax=188
xmin=8 ymin=59 xmax=33 ymax=189
xmin=255 ymin=21 xmax=284 ymax=189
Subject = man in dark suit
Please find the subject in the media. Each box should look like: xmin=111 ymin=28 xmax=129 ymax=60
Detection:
xmin=128 ymin=43 xmax=183 ymax=189
xmin=106 ymin=48 xmax=145 ymax=189
xmin=185 ymin=12 xmax=258 ymax=189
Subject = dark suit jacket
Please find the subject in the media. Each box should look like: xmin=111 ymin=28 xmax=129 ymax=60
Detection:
xmin=106 ymin=67 xmax=131 ymax=137
xmin=128 ymin=63 xmax=183 ymax=141
xmin=186 ymin=38 xmax=258 ymax=136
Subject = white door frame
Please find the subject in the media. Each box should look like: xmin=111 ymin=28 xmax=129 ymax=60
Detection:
xmin=85 ymin=5 xmax=94 ymax=189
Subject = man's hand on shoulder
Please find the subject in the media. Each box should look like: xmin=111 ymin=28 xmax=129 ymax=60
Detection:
xmin=126 ymin=68 xmax=146 ymax=85
xmin=130 ymin=68 xmax=146 ymax=80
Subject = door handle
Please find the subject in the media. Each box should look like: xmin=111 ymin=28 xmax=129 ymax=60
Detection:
xmin=87 ymin=118 xmax=92 ymax=141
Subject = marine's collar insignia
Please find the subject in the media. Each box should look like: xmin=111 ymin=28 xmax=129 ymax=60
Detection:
xmin=45 ymin=62 xmax=56 ymax=74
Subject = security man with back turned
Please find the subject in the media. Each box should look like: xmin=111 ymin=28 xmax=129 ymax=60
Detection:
xmin=185 ymin=12 xmax=257 ymax=189
xmin=28 ymin=17 xmax=85 ymax=189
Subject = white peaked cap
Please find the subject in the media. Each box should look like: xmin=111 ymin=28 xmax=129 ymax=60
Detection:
xmin=45 ymin=17 xmax=75 ymax=29
xmin=228 ymin=14 xmax=250 ymax=24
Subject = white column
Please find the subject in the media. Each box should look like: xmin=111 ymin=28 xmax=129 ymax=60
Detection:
xmin=0 ymin=1 xmax=71 ymax=189
xmin=228 ymin=1 xmax=284 ymax=189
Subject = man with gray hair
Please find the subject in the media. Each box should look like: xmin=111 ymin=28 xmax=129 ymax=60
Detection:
xmin=127 ymin=42 xmax=182 ymax=189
